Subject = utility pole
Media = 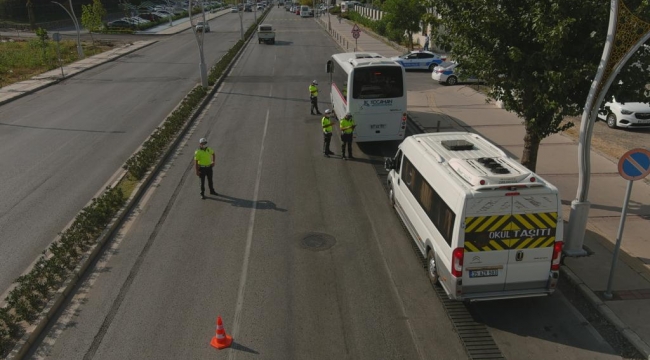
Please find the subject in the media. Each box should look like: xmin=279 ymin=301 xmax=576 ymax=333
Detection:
xmin=239 ymin=0 xmax=245 ymax=40
xmin=565 ymin=0 xmax=650 ymax=256
xmin=188 ymin=0 xmax=209 ymax=88
xmin=52 ymin=0 xmax=84 ymax=59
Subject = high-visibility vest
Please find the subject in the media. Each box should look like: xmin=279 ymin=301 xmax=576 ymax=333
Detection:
xmin=322 ymin=116 xmax=333 ymax=133
xmin=194 ymin=147 xmax=214 ymax=165
xmin=340 ymin=118 xmax=355 ymax=134
xmin=309 ymin=84 xmax=318 ymax=97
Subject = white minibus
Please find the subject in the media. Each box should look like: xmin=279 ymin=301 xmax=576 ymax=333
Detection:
xmin=326 ymin=52 xmax=407 ymax=142
xmin=385 ymin=132 xmax=563 ymax=301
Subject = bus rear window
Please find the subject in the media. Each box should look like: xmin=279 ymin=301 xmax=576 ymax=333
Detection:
xmin=352 ymin=67 xmax=403 ymax=99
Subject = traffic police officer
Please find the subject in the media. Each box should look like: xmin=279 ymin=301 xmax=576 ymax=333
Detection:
xmin=194 ymin=138 xmax=218 ymax=199
xmin=309 ymin=80 xmax=322 ymax=115
xmin=321 ymin=109 xmax=335 ymax=157
xmin=339 ymin=113 xmax=356 ymax=160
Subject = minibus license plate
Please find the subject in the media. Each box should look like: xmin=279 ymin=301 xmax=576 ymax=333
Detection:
xmin=469 ymin=270 xmax=498 ymax=278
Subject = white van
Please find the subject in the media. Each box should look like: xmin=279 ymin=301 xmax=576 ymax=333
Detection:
xmin=300 ymin=5 xmax=312 ymax=17
xmin=385 ymin=132 xmax=563 ymax=301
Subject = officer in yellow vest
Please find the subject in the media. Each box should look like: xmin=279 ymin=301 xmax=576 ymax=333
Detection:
xmin=321 ymin=109 xmax=335 ymax=157
xmin=309 ymin=80 xmax=322 ymax=115
xmin=339 ymin=113 xmax=356 ymax=160
xmin=194 ymin=138 xmax=218 ymax=199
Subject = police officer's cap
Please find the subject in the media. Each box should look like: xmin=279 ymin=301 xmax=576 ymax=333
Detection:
xmin=324 ymin=109 xmax=332 ymax=114
xmin=312 ymin=80 xmax=318 ymax=85
xmin=199 ymin=138 xmax=207 ymax=144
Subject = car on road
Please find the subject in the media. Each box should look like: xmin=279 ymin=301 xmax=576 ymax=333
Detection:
xmin=230 ymin=6 xmax=238 ymax=12
xmin=597 ymin=96 xmax=650 ymax=129
xmin=195 ymin=21 xmax=210 ymax=32
xmin=431 ymin=61 xmax=481 ymax=85
xmin=391 ymin=50 xmax=447 ymax=71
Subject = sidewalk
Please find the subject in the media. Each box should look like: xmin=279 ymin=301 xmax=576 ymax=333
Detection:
xmin=0 ymin=8 xmax=232 ymax=106
xmin=317 ymin=14 xmax=650 ymax=359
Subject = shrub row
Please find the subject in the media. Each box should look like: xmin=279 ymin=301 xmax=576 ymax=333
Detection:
xmin=0 ymin=186 xmax=125 ymax=356
xmin=1 ymin=9 xmax=270 ymax=357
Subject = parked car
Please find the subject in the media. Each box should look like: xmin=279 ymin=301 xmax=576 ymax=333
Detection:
xmin=195 ymin=21 xmax=210 ymax=32
xmin=391 ymin=50 xmax=446 ymax=71
xmin=431 ymin=61 xmax=481 ymax=85
xmin=230 ymin=6 xmax=238 ymax=12
xmin=107 ymin=19 xmax=134 ymax=29
xmin=597 ymin=96 xmax=650 ymax=129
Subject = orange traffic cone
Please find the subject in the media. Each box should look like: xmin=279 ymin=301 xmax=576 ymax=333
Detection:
xmin=210 ymin=316 xmax=233 ymax=350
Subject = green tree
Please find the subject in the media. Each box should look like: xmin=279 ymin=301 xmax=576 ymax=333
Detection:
xmin=381 ymin=0 xmax=425 ymax=49
xmin=82 ymin=0 xmax=107 ymax=45
xmin=433 ymin=0 xmax=650 ymax=171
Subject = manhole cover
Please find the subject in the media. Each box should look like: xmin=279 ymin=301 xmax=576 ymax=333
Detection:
xmin=300 ymin=233 xmax=336 ymax=251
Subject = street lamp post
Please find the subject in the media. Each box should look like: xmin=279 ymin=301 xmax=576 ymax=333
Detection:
xmin=565 ymin=0 xmax=650 ymax=256
xmin=188 ymin=0 xmax=209 ymax=88
xmin=239 ymin=0 xmax=245 ymax=40
xmin=52 ymin=0 xmax=84 ymax=59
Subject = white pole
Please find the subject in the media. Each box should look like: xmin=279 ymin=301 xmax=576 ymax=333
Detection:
xmin=603 ymin=180 xmax=633 ymax=299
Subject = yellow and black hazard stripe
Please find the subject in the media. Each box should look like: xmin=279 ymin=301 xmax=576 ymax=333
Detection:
xmin=464 ymin=212 xmax=557 ymax=252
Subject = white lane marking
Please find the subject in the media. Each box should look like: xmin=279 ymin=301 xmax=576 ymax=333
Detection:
xmin=228 ymin=105 xmax=270 ymax=360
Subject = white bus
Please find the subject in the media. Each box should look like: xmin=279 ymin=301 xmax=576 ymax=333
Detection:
xmin=326 ymin=52 xmax=407 ymax=142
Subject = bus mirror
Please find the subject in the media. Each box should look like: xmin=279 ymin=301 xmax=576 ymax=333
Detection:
xmin=384 ymin=157 xmax=394 ymax=171
xmin=326 ymin=60 xmax=333 ymax=73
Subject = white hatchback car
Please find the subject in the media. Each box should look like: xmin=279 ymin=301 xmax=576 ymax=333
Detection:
xmin=391 ymin=50 xmax=446 ymax=71
xmin=597 ymin=96 xmax=650 ymax=129
xmin=431 ymin=61 xmax=481 ymax=85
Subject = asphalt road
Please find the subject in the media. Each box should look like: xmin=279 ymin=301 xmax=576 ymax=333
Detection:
xmin=28 ymin=9 xmax=466 ymax=360
xmin=20 ymin=9 xmax=631 ymax=360
xmin=0 ymin=12 xmax=257 ymax=296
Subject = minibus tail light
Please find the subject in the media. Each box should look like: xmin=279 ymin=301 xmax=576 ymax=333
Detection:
xmin=551 ymin=241 xmax=563 ymax=271
xmin=452 ymin=248 xmax=464 ymax=277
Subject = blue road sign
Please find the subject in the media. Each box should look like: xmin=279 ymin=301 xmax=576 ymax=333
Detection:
xmin=618 ymin=148 xmax=650 ymax=181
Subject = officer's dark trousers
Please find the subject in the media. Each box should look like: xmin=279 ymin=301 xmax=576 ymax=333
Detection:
xmin=323 ymin=132 xmax=332 ymax=154
xmin=341 ymin=133 xmax=353 ymax=157
xmin=310 ymin=96 xmax=320 ymax=114
xmin=199 ymin=166 xmax=215 ymax=194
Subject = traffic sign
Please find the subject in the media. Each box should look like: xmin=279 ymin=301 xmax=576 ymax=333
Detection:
xmin=352 ymin=31 xmax=360 ymax=39
xmin=352 ymin=24 xmax=360 ymax=32
xmin=617 ymin=148 xmax=650 ymax=181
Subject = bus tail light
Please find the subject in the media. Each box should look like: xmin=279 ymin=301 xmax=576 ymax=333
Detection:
xmin=551 ymin=241 xmax=563 ymax=271
xmin=452 ymin=248 xmax=464 ymax=277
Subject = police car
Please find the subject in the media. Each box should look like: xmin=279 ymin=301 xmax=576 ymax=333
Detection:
xmin=431 ymin=61 xmax=481 ymax=85
xmin=390 ymin=50 xmax=446 ymax=71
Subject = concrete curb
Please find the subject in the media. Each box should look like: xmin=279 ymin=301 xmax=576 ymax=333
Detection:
xmin=561 ymin=266 xmax=650 ymax=360
xmin=3 ymin=10 xmax=269 ymax=359
xmin=0 ymin=40 xmax=157 ymax=107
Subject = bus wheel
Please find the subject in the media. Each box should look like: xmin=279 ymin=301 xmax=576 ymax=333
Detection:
xmin=427 ymin=250 xmax=439 ymax=285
